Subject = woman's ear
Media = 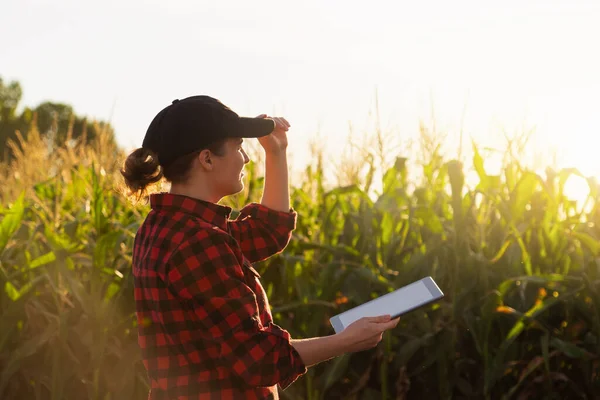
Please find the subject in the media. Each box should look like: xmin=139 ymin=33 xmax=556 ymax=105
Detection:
xmin=197 ymin=149 xmax=213 ymax=171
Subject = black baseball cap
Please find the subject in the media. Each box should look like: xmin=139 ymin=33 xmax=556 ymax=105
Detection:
xmin=142 ymin=95 xmax=275 ymax=168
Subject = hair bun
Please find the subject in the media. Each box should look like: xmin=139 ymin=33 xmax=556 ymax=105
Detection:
xmin=120 ymin=148 xmax=163 ymax=200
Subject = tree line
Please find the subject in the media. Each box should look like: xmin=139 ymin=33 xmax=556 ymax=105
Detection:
xmin=0 ymin=75 xmax=115 ymax=162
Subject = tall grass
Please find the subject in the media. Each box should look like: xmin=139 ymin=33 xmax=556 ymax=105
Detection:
xmin=1 ymin=117 xmax=600 ymax=399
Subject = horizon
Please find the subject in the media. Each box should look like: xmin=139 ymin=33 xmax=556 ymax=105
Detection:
xmin=2 ymin=0 xmax=600 ymax=200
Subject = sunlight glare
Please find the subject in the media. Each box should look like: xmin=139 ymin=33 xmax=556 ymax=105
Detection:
xmin=563 ymin=173 xmax=591 ymax=207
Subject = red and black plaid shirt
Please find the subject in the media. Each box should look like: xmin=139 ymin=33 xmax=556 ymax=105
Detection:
xmin=132 ymin=192 xmax=307 ymax=399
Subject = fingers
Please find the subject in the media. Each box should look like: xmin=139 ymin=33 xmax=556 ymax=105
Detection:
xmin=279 ymin=117 xmax=291 ymax=128
xmin=345 ymin=315 xmax=400 ymax=353
xmin=383 ymin=317 xmax=401 ymax=330
xmin=273 ymin=117 xmax=289 ymax=131
xmin=257 ymin=115 xmax=291 ymax=130
xmin=367 ymin=315 xmax=399 ymax=332
xmin=364 ymin=332 xmax=385 ymax=349
xmin=365 ymin=315 xmax=391 ymax=323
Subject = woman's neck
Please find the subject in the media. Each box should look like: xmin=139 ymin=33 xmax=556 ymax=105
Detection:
xmin=168 ymin=181 xmax=221 ymax=204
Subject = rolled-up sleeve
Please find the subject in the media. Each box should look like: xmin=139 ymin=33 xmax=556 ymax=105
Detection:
xmin=166 ymin=229 xmax=306 ymax=389
xmin=228 ymin=203 xmax=297 ymax=263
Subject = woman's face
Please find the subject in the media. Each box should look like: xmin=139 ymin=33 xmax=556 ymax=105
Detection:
xmin=210 ymin=138 xmax=250 ymax=196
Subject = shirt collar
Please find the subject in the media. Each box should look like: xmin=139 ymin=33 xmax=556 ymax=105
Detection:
xmin=149 ymin=192 xmax=232 ymax=231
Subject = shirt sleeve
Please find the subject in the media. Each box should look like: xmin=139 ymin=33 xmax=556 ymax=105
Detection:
xmin=166 ymin=228 xmax=307 ymax=389
xmin=227 ymin=203 xmax=297 ymax=263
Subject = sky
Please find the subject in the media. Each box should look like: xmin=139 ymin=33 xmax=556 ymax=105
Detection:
xmin=2 ymin=0 xmax=600 ymax=198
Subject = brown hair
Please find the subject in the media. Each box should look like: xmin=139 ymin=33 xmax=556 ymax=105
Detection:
xmin=120 ymin=140 xmax=227 ymax=201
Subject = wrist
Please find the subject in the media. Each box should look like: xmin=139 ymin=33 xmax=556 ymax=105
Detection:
xmin=264 ymin=148 xmax=287 ymax=158
xmin=334 ymin=331 xmax=352 ymax=354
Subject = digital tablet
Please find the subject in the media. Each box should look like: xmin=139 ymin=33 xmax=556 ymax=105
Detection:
xmin=329 ymin=276 xmax=444 ymax=333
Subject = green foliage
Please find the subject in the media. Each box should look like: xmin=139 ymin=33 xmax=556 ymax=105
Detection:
xmin=0 ymin=167 xmax=148 ymax=399
xmin=1 ymin=119 xmax=600 ymax=399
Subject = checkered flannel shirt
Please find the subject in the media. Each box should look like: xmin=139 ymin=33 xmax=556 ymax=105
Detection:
xmin=132 ymin=192 xmax=307 ymax=399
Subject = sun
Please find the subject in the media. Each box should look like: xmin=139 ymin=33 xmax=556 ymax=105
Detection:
xmin=563 ymin=173 xmax=592 ymax=210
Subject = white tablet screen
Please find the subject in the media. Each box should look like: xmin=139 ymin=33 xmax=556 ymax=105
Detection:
xmin=338 ymin=280 xmax=433 ymax=327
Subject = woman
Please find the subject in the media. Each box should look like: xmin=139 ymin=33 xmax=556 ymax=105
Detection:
xmin=121 ymin=95 xmax=399 ymax=400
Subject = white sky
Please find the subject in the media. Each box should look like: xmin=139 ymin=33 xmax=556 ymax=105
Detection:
xmin=2 ymin=0 xmax=600 ymax=197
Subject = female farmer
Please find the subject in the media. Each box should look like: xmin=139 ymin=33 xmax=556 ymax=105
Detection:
xmin=120 ymin=95 xmax=399 ymax=399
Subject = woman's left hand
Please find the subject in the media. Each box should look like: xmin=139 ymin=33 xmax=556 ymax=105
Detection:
xmin=256 ymin=114 xmax=290 ymax=154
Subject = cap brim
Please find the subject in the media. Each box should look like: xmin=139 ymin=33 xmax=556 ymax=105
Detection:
xmin=232 ymin=117 xmax=275 ymax=138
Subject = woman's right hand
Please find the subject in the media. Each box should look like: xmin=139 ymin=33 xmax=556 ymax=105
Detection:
xmin=338 ymin=315 xmax=400 ymax=353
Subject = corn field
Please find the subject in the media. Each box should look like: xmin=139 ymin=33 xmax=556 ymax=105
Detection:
xmin=1 ymin=121 xmax=600 ymax=399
